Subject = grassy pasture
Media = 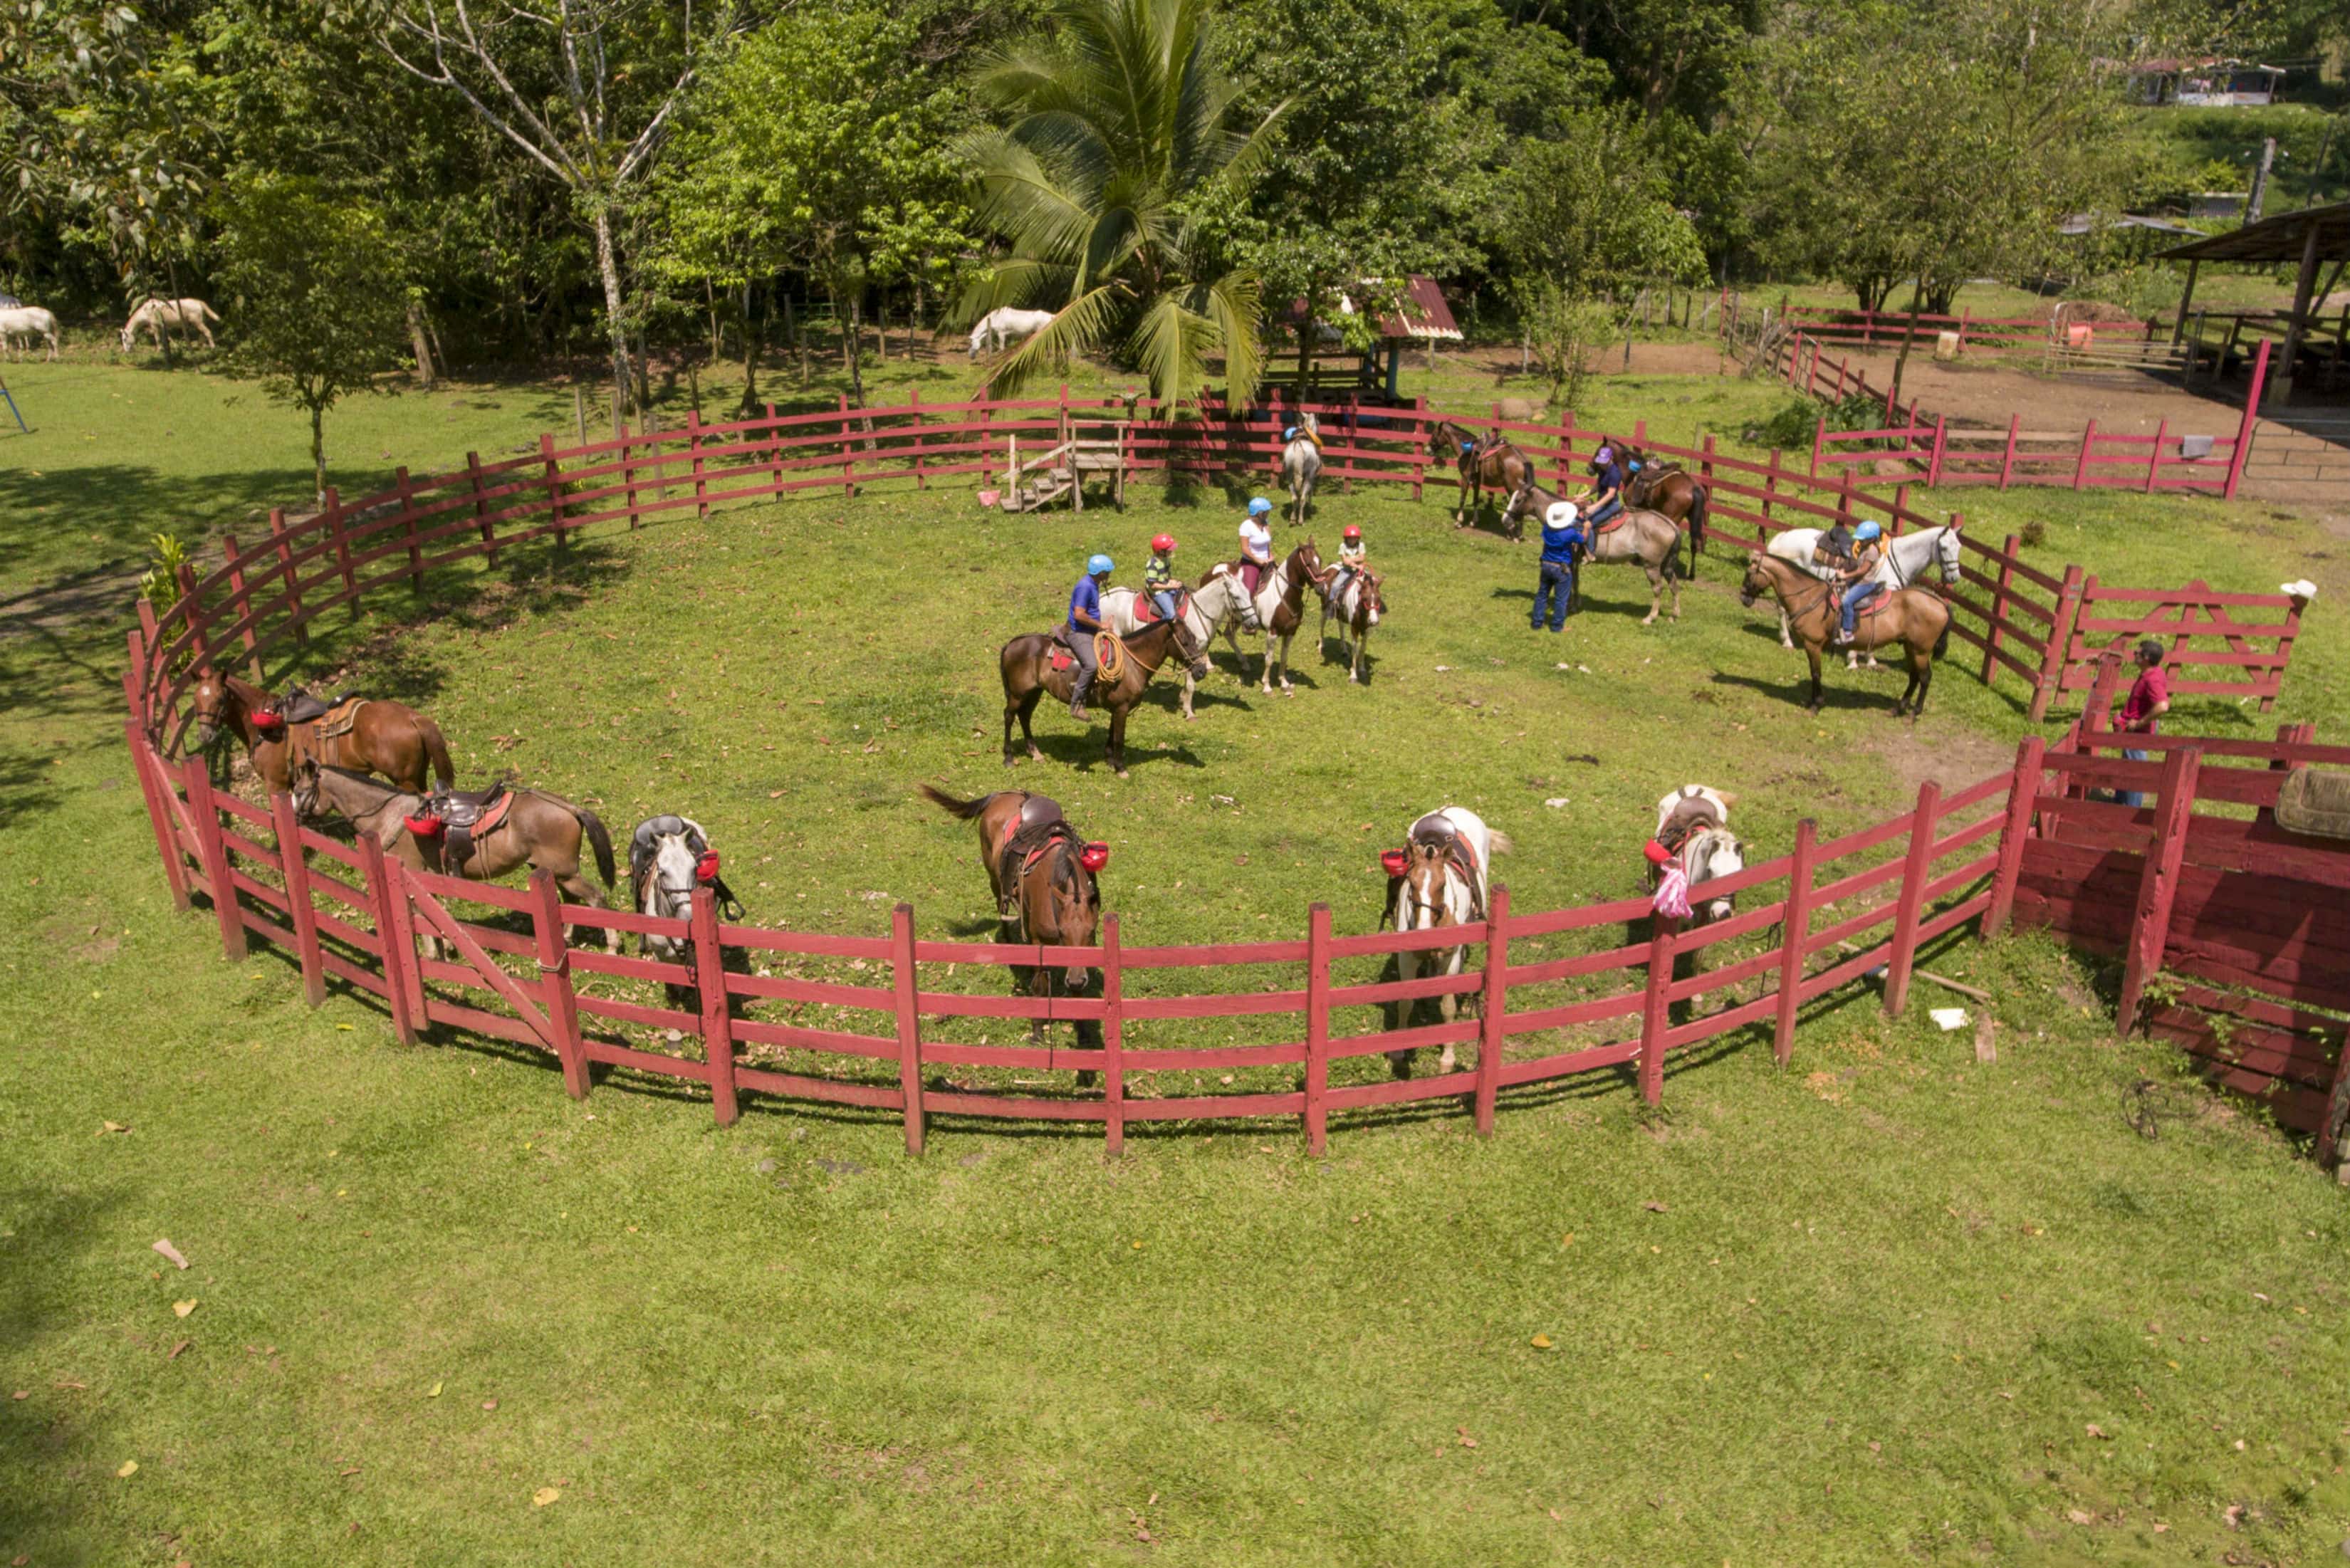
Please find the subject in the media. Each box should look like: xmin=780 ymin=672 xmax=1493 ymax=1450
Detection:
xmin=4 ymin=357 xmax=2348 ymax=1565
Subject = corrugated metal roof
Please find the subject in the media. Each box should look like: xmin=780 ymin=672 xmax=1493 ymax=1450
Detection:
xmin=2157 ymin=202 xmax=2350 ymax=264
xmin=1278 ymin=276 xmax=1464 ymax=344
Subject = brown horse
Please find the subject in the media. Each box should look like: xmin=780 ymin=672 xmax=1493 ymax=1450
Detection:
xmin=192 ymin=672 xmax=453 ymax=795
xmin=998 ymin=615 xmax=1207 ymax=778
xmin=1426 ymin=419 xmax=1539 ymax=533
xmin=1738 ymin=553 xmax=1950 ymax=718
xmin=918 ymin=785 xmax=1107 ymax=1077
xmin=1623 ymin=451 xmax=1708 ymax=575
xmin=290 ymin=760 xmax=620 ymax=950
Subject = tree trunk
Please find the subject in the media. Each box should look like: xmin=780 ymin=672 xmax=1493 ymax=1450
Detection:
xmin=847 ymin=295 xmax=867 ymax=407
xmin=591 ymin=206 xmax=636 ymax=420
xmin=738 ymin=278 xmax=761 ymax=413
xmin=706 ymin=277 xmax=721 ymax=364
xmin=310 ymin=402 xmax=328 ymax=506
xmin=407 ymin=298 xmax=437 ymax=388
xmin=1891 ymin=271 xmax=1928 ymax=409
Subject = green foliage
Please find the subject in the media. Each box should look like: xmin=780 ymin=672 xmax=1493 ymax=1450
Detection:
xmin=136 ymin=530 xmax=188 ymax=615
xmin=1494 ymin=106 xmax=1707 ymax=303
xmin=1520 ymin=281 xmax=1620 ymax=410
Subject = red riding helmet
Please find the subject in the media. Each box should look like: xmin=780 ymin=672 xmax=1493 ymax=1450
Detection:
xmin=1342 ymin=524 xmax=1361 ymax=540
xmin=1151 ymin=533 xmax=1176 ymax=553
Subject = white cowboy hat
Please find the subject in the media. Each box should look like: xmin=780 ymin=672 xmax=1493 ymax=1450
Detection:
xmin=1545 ymin=501 xmax=1579 ymax=528
xmin=2280 ymin=579 xmax=2317 ymax=600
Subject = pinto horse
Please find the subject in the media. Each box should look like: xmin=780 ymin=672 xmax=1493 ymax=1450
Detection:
xmin=1500 ymin=483 xmax=1686 ymax=624
xmin=998 ymin=615 xmax=1207 ymax=777
xmin=1739 ymin=553 xmax=1950 ymax=718
xmin=1381 ymin=806 xmax=1510 ymax=1079
xmin=919 ymin=785 xmax=1107 ymax=1078
xmin=1623 ymin=452 xmax=1708 ymax=576
xmin=1315 ymin=564 xmax=1384 ymax=685
xmin=192 ymin=671 xmax=454 ymax=795
xmin=1201 ymin=539 xmax=1327 ymax=695
xmin=629 ymin=815 xmax=746 ymax=1013
xmin=1426 ymin=419 xmax=1538 ymax=532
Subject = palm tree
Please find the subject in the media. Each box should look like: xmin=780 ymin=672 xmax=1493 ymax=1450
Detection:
xmin=956 ymin=0 xmax=1283 ymax=408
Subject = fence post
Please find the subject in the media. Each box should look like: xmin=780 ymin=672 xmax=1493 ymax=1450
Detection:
xmin=1955 ymin=308 xmax=1969 ymax=355
xmin=1474 ymin=886 xmax=1510 ymax=1136
xmin=2029 ymin=565 xmax=2087 ymax=723
xmin=125 ymin=711 xmax=192 ymax=913
xmin=2223 ymin=340 xmax=2269 ymax=499
xmin=2116 ymin=747 xmax=2200 ymax=1039
xmin=1762 ymin=451 xmax=1780 ymax=533
xmin=2144 ymin=417 xmax=2168 ymax=494
xmin=1891 ymin=485 xmax=1908 ymax=529
xmin=322 ymin=487 xmax=357 ymax=617
xmin=1980 ymin=534 xmax=2019 ymax=685
xmin=1982 ymin=736 xmax=2046 ymax=939
xmin=270 ymin=790 xmax=326 ymax=1006
xmin=892 ymin=901 xmax=923 ymax=1155
xmin=1926 ymin=414 xmax=1947 ymax=486
xmin=464 ymin=452 xmax=501 ymax=566
xmin=1772 ymin=820 xmax=1817 ymax=1066
xmin=539 ymin=432 xmax=567 ymax=540
xmin=395 ymin=466 xmax=422 ymax=586
xmin=220 ymin=534 xmax=263 ymax=681
xmin=1809 ymin=417 xmax=1825 ymax=479
xmin=839 ymin=393 xmax=857 ymax=498
xmin=2071 ymin=418 xmax=2096 ymax=491
xmin=1997 ymin=415 xmax=2020 ymax=490
xmin=267 ymin=507 xmax=307 ymax=643
xmin=1638 ymin=914 xmax=1678 ymax=1105
xmin=1305 ymin=901 xmax=1331 ymax=1154
xmin=1881 ymin=780 xmax=1941 ymax=1018
xmin=1411 ymin=397 xmax=1427 ymax=501
xmin=1102 ymin=912 xmax=1127 ymax=1156
xmin=2262 ymin=590 xmax=2309 ymax=714
xmin=1881 ymin=372 xmax=1897 ymax=427
xmin=765 ymin=403 xmax=783 ymax=496
xmin=360 ymin=836 xmax=419 ymax=1046
xmin=686 ymin=407 xmax=709 ymax=520
xmin=530 ymin=870 xmax=588 ymax=1099
xmin=908 ymin=384 xmax=926 ymax=491
xmin=182 ymin=758 xmax=246 ymax=961
xmin=693 ymin=884 xmax=738 ymax=1125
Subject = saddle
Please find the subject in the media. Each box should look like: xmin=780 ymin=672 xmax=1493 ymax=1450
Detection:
xmin=283 ymin=687 xmax=365 ymax=736
xmin=2276 ymin=767 xmax=2350 ymax=840
xmin=995 ymin=795 xmax=1107 ymax=919
xmin=1655 ymin=797 xmax=1724 ymax=858
xmin=1132 ymin=585 xmax=1189 ymax=625
xmin=1046 ymin=630 xmax=1127 ymax=682
xmin=404 ymin=783 xmax=514 ymax=876
xmin=1403 ymin=812 xmax=1486 ymax=921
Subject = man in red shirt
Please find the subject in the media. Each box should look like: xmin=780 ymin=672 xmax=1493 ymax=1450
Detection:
xmin=2117 ymin=637 xmax=2170 ymax=807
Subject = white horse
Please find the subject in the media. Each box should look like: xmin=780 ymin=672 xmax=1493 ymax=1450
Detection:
xmin=1765 ymin=523 xmax=1963 ymax=669
xmin=1280 ymin=412 xmax=1322 ymax=524
xmin=1385 ymin=806 xmax=1511 ymax=1077
xmin=0 ymin=305 xmax=60 ymax=360
xmin=628 ymin=814 xmax=744 ymax=1012
xmin=1315 ymin=563 xmax=1382 ymax=685
xmin=120 ymin=298 xmax=220 ymax=352
xmin=967 ymin=307 xmax=1055 ymax=360
xmin=1101 ymin=573 xmax=1250 ymax=721
xmin=1200 ymin=540 xmax=1325 ymax=696
xmin=1653 ymin=785 xmax=1743 ymax=926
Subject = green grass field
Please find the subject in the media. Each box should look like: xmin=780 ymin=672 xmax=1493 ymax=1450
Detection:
xmin=4 ymin=353 xmax=2347 ymax=1565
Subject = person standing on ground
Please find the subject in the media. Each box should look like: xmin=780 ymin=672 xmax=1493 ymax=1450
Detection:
xmin=2117 ymin=637 xmax=2170 ymax=809
xmin=1532 ymin=501 xmax=1584 ymax=632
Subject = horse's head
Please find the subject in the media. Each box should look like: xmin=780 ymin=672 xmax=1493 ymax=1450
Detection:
xmin=1031 ymin=840 xmax=1103 ymax=990
xmin=1933 ymin=525 xmax=1963 ymax=586
xmin=630 ymin=815 xmax=712 ymax=952
xmin=118 ymin=320 xmax=137 ymax=352
xmin=190 ymin=673 xmax=231 ymax=748
xmin=1291 ymin=538 xmax=1324 ymax=581
xmin=288 ymin=757 xmax=324 ymax=821
xmin=966 ymin=323 xmax=986 ymax=360
xmin=1499 ymin=484 xmax=1538 ymax=529
xmin=1170 ymin=615 xmax=1211 ymax=680
xmin=1686 ymin=829 xmax=1745 ymax=926
xmin=1393 ymin=840 xmax=1460 ymax=934
xmin=1738 ymin=554 xmax=1771 ymax=607
xmin=1359 ymin=570 xmax=1385 ymax=626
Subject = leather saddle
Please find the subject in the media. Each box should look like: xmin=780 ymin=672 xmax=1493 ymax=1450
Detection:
xmin=281 ymin=686 xmax=363 ymax=731
xmin=1047 ymin=630 xmax=1127 ymax=681
xmin=1656 ymin=796 xmax=1724 ymax=857
xmin=405 ymin=784 xmax=514 ymax=875
xmin=997 ymin=795 xmax=1077 ymax=912
xmin=1132 ymin=585 xmax=1189 ymax=625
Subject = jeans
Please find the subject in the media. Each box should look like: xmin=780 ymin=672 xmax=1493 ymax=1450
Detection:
xmin=1839 ymin=581 xmax=1883 ymax=636
xmin=2121 ymin=747 xmax=2151 ymax=810
xmin=1149 ymin=589 xmax=1179 ymax=622
xmin=1584 ymin=496 xmax=1622 ymax=527
xmin=1065 ymin=626 xmax=1099 ymax=706
xmin=1532 ymin=561 xmax=1574 ymax=630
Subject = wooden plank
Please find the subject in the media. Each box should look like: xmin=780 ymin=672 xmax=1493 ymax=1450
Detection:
xmin=531 ymin=871 xmax=589 ymax=1099
xmin=359 ymin=834 xmax=419 ymax=1045
xmin=892 ymin=901 xmax=923 ymax=1155
xmin=182 ymin=761 xmax=248 ymax=961
xmin=1101 ymin=913 xmax=1126 ymax=1156
xmin=1774 ymin=819 xmax=1816 ymax=1065
xmin=2117 ymin=748 xmax=2199 ymax=1038
xmin=1305 ymin=901 xmax=1332 ymax=1154
xmin=1474 ymin=886 xmax=1508 ymax=1135
xmin=692 ymin=884 xmax=737 ymax=1125
xmin=1638 ymin=914 xmax=1677 ymax=1104
xmin=1881 ymin=781 xmax=1938 ymax=1016
xmin=1982 ymin=737 xmax=2044 ymax=938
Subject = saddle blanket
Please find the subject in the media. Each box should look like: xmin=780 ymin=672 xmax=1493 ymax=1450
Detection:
xmin=1047 ymin=632 xmax=1127 ymax=680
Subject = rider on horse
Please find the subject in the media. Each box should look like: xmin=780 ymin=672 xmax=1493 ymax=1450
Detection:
xmin=1144 ymin=533 xmax=1181 ymax=622
xmin=1332 ymin=523 xmax=1367 ymax=599
xmin=1065 ymin=553 xmax=1114 ymax=719
xmin=1831 ymin=521 xmax=1886 ymax=646
xmin=1577 ymin=445 xmax=1627 ymax=529
xmin=1237 ymin=498 xmax=1274 ymax=631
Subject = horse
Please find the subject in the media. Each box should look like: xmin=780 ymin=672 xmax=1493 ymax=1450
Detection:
xmin=290 ymin=760 xmax=620 ymax=953
xmin=0 ymin=305 xmax=59 ymax=360
xmin=1101 ymin=573 xmax=1250 ymax=721
xmin=1500 ymin=483 xmax=1686 ymax=624
xmin=190 ymin=671 xmax=454 ymax=796
xmin=628 ymin=815 xmax=746 ymax=1013
xmin=1764 ymin=523 xmax=1963 ymax=669
xmin=968 ymin=307 xmax=1056 ymax=360
xmin=1280 ymin=412 xmax=1322 ymax=525
xmin=1739 ymin=553 xmax=1951 ymax=718
xmin=1651 ymin=785 xmax=1744 ymax=928
xmin=1623 ymin=452 xmax=1708 ymax=577
xmin=1381 ymin=806 xmax=1510 ymax=1079
xmin=1200 ymin=540 xmax=1328 ymax=695
xmin=997 ymin=615 xmax=1208 ymax=778
xmin=918 ymin=785 xmax=1107 ymax=1078
xmin=1315 ymin=564 xmax=1384 ymax=685
xmin=1425 ymin=419 xmax=1538 ymax=532
xmin=121 ymin=298 xmax=220 ymax=352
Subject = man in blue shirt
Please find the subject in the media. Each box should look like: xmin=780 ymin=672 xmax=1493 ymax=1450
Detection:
xmin=1533 ymin=501 xmax=1584 ymax=632
xmin=1065 ymin=553 xmax=1113 ymax=719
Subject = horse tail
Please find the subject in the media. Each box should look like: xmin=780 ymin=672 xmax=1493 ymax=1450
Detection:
xmin=1687 ymin=484 xmax=1708 ymax=573
xmin=417 ymin=715 xmax=456 ymax=788
xmin=579 ymin=807 xmax=616 ymax=888
xmin=918 ymin=783 xmax=995 ymax=820
xmin=1488 ymin=830 xmax=1516 ymax=857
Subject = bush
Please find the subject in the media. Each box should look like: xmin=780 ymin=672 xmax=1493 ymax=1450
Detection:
xmin=1748 ymin=396 xmax=1827 ymax=451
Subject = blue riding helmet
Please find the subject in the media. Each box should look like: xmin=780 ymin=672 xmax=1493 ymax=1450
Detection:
xmin=1853 ymin=521 xmax=1881 ymax=541
xmin=1247 ymin=497 xmax=1273 ymax=517
xmin=1087 ymin=553 xmax=1115 ymax=575
xmin=1284 ymin=426 xmax=1299 ymax=441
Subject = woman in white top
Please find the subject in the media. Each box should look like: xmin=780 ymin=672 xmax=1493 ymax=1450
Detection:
xmin=1236 ymin=496 xmax=1275 ymax=630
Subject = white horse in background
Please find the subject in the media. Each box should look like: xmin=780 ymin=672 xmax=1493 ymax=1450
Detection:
xmin=0 ymin=305 xmax=60 ymax=360
xmin=1653 ymin=785 xmax=1744 ymax=926
xmin=1385 ymin=805 xmax=1510 ymax=1078
xmin=1101 ymin=571 xmax=1250 ymax=721
xmin=1280 ymin=412 xmax=1322 ymax=523
xmin=967 ymin=307 xmax=1056 ymax=360
xmin=1765 ymin=523 xmax=1963 ymax=669
xmin=120 ymin=297 xmax=221 ymax=352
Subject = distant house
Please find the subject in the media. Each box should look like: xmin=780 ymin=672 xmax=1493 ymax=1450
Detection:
xmin=1278 ymin=276 xmax=1464 ymax=401
xmin=2130 ymin=58 xmax=2287 ymax=107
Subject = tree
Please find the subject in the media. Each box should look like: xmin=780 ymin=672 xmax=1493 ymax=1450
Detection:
xmin=956 ymin=0 xmax=1285 ymax=408
xmin=1492 ymin=105 xmax=1708 ymax=300
xmin=214 ymin=175 xmax=408 ymax=502
xmin=1520 ymin=278 xmax=1619 ymax=410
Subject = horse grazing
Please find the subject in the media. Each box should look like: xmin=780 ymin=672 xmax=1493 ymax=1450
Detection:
xmin=1380 ymin=807 xmax=1510 ymax=1078
xmin=629 ymin=815 xmax=746 ymax=1013
xmin=1201 ymin=539 xmax=1327 ymax=694
xmin=997 ymin=615 xmax=1207 ymax=777
xmin=191 ymin=672 xmax=454 ymax=796
xmin=1623 ymin=452 xmax=1708 ymax=576
xmin=919 ymin=785 xmax=1107 ymax=1079
xmin=1426 ymin=419 xmax=1538 ymax=532
xmin=1500 ymin=483 xmax=1686 ymax=623
xmin=1764 ymin=523 xmax=1963 ymax=669
xmin=968 ymin=307 xmax=1056 ymax=360
xmin=1315 ymin=564 xmax=1384 ymax=685
xmin=1650 ymin=785 xmax=1744 ymax=927
xmin=290 ymin=760 xmax=620 ymax=951
xmin=1280 ymin=413 xmax=1322 ymax=524
xmin=121 ymin=298 xmax=220 ymax=352
xmin=0 ymin=305 xmax=59 ymax=360
xmin=1739 ymin=553 xmax=1950 ymax=718
xmin=1100 ymin=573 xmax=1248 ymax=721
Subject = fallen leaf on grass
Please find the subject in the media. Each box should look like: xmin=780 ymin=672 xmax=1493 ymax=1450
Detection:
xmin=99 ymin=1120 xmax=129 ymax=1135
xmin=340 ymin=1465 xmax=361 ymax=1477
xmin=117 ymin=1460 xmax=139 ymax=1478
xmin=2066 ymin=1509 xmax=2092 ymax=1525
xmin=427 ymin=1381 xmax=442 ymax=1398
xmin=2087 ymin=1423 xmax=2110 ymax=1440
xmin=1643 ymin=1201 xmax=1668 ymax=1213
xmin=167 ymin=1340 xmax=189 ymax=1361
xmin=532 ymin=1486 xmax=560 ymax=1507
xmin=482 ymin=1399 xmax=498 ymax=1411
xmin=2222 ymin=1503 xmax=2244 ymax=1528
xmin=152 ymin=1238 xmax=188 ymax=1270
xmin=1530 ymin=1334 xmax=1553 ymax=1349
xmin=1456 ymin=1426 xmax=1478 ymax=1448
xmin=172 ymin=1300 xmax=197 ymax=1319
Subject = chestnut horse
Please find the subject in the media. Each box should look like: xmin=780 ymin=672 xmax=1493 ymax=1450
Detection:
xmin=919 ymin=785 xmax=1106 ymax=1079
xmin=1738 ymin=553 xmax=1950 ymax=718
xmin=1623 ymin=451 xmax=1708 ymax=575
xmin=192 ymin=672 xmax=453 ymax=795
xmin=1426 ymin=419 xmax=1538 ymax=532
xmin=998 ymin=615 xmax=1207 ymax=777
xmin=1202 ymin=539 xmax=1327 ymax=695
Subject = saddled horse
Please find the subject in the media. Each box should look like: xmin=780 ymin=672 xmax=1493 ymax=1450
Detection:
xmin=1280 ymin=412 xmax=1322 ymax=525
xmin=998 ymin=615 xmax=1208 ymax=777
xmin=628 ymin=814 xmax=746 ymax=1013
xmin=1764 ymin=523 xmax=1963 ymax=669
xmin=291 ymin=759 xmax=620 ymax=951
xmin=1426 ymin=419 xmax=1538 ymax=531
xmin=1649 ymin=785 xmax=1744 ymax=928
xmin=1200 ymin=539 xmax=1328 ymax=694
xmin=1380 ymin=806 xmax=1510 ymax=1079
xmin=1315 ymin=564 xmax=1384 ymax=685
xmin=919 ymin=785 xmax=1108 ymax=1079
xmin=192 ymin=671 xmax=454 ymax=795
xmin=1623 ymin=451 xmax=1708 ymax=575
xmin=1740 ymin=553 xmax=1951 ymax=718
xmin=1500 ymin=484 xmax=1686 ymax=624
xmin=1101 ymin=573 xmax=1250 ymax=721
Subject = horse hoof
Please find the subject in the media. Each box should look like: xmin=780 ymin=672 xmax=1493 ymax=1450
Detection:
xmin=1114 ymin=768 xmax=1131 ymax=780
